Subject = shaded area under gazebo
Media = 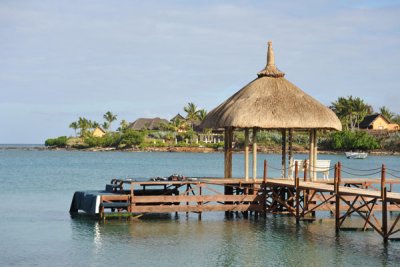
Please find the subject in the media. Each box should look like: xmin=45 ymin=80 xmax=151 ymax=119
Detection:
xmin=201 ymin=41 xmax=342 ymax=181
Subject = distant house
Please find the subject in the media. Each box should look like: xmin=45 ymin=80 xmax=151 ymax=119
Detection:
xmin=359 ymin=114 xmax=399 ymax=131
xmin=92 ymin=127 xmax=106 ymax=137
xmin=170 ymin=113 xmax=185 ymax=123
xmin=128 ymin=117 xmax=170 ymax=131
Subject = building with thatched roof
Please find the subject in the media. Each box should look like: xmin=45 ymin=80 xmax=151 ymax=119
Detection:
xmin=201 ymin=41 xmax=341 ymax=180
xmin=359 ymin=114 xmax=399 ymax=131
xmin=128 ymin=118 xmax=169 ymax=131
xmin=170 ymin=113 xmax=185 ymax=123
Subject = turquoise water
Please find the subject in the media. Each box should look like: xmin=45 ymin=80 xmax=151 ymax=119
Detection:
xmin=0 ymin=150 xmax=400 ymax=266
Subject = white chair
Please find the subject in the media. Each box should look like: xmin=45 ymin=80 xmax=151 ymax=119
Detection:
xmin=289 ymin=159 xmax=330 ymax=181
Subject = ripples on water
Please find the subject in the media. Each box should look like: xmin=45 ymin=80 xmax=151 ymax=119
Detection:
xmin=0 ymin=150 xmax=400 ymax=266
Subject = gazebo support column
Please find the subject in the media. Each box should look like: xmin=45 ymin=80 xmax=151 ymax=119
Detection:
xmin=252 ymin=128 xmax=258 ymax=180
xmin=244 ymin=128 xmax=249 ymax=181
xmin=288 ymin=129 xmax=293 ymax=165
xmin=309 ymin=130 xmax=314 ymax=180
xmin=224 ymin=127 xmax=233 ymax=178
xmin=281 ymin=130 xmax=287 ymax=178
xmin=313 ymin=129 xmax=318 ymax=181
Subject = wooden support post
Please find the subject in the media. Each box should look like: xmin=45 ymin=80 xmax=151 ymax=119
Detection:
xmin=224 ymin=127 xmax=233 ymax=178
xmin=252 ymin=128 xmax=258 ymax=180
xmin=295 ymin=161 xmax=300 ymax=224
xmin=381 ymin=164 xmax=388 ymax=242
xmin=381 ymin=164 xmax=386 ymax=198
xmin=282 ymin=129 xmax=287 ymax=178
xmin=263 ymin=160 xmax=267 ymax=218
xmin=244 ymin=128 xmax=249 ymax=181
xmin=186 ymin=184 xmax=189 ymax=217
xmin=303 ymin=161 xmax=308 ymax=182
xmin=382 ymin=187 xmax=388 ymax=242
xmin=263 ymin=160 xmax=267 ymax=183
xmin=334 ymin=163 xmax=340 ymax=233
xmin=303 ymin=160 xmax=309 ymax=212
xmin=198 ymin=185 xmax=202 ymax=220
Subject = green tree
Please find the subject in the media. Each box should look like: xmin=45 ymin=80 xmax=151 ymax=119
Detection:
xmin=102 ymin=122 xmax=110 ymax=131
xmin=331 ymin=96 xmax=373 ymax=130
xmin=69 ymin=121 xmax=78 ymax=137
xmin=184 ymin=102 xmax=198 ymax=127
xmin=78 ymin=117 xmax=91 ymax=136
xmin=119 ymin=129 xmax=144 ymax=147
xmin=103 ymin=111 xmax=117 ymax=131
xmin=196 ymin=109 xmax=207 ymax=121
xmin=393 ymin=115 xmax=400 ymax=125
xmin=117 ymin=119 xmax=129 ymax=132
xmin=379 ymin=106 xmax=395 ymax=122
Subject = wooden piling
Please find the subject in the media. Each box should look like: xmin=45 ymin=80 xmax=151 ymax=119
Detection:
xmin=295 ymin=161 xmax=300 ymax=224
xmin=382 ymin=187 xmax=388 ymax=242
xmin=381 ymin=164 xmax=388 ymax=242
xmin=334 ymin=163 xmax=340 ymax=233
xmin=263 ymin=160 xmax=267 ymax=218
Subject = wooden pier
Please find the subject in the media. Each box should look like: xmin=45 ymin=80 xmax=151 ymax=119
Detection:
xmin=75 ymin=161 xmax=400 ymax=242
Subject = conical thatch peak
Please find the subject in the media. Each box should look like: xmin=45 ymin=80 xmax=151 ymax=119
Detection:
xmin=201 ymin=42 xmax=342 ymax=131
xmin=257 ymin=41 xmax=285 ymax=78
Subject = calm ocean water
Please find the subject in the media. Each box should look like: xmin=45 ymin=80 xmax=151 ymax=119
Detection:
xmin=0 ymin=149 xmax=400 ymax=266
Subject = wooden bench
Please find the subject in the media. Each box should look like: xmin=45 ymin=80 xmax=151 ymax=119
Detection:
xmin=289 ymin=159 xmax=331 ymax=180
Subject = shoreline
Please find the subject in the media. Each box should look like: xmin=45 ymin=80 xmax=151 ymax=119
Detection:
xmin=1 ymin=145 xmax=400 ymax=156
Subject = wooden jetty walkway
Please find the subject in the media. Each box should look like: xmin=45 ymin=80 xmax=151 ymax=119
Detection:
xmin=70 ymin=161 xmax=400 ymax=242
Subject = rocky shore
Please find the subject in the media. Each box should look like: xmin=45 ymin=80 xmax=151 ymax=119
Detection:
xmin=2 ymin=145 xmax=400 ymax=156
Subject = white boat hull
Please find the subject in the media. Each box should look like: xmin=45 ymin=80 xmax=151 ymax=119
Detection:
xmin=345 ymin=152 xmax=368 ymax=159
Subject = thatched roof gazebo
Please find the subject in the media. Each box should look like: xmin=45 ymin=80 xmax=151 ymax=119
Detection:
xmin=201 ymin=41 xmax=341 ymax=180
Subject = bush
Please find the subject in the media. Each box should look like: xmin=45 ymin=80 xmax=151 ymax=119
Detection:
xmin=119 ymin=129 xmax=144 ymax=147
xmin=204 ymin=142 xmax=224 ymax=149
xmin=327 ymin=130 xmax=379 ymax=151
xmin=84 ymin=136 xmax=103 ymax=147
xmin=380 ymin=133 xmax=400 ymax=152
xmin=44 ymin=136 xmax=68 ymax=147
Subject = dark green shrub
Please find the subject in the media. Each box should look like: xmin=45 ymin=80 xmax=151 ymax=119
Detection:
xmin=119 ymin=129 xmax=144 ymax=147
xmin=44 ymin=136 xmax=68 ymax=147
xmin=327 ymin=130 xmax=379 ymax=151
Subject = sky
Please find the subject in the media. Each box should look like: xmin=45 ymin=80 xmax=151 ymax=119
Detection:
xmin=1 ymin=0 xmax=400 ymax=143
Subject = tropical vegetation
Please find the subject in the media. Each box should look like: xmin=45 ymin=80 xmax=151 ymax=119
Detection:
xmin=45 ymin=97 xmax=400 ymax=152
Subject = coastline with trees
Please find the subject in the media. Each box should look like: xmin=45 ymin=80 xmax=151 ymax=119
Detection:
xmin=44 ymin=97 xmax=400 ymax=154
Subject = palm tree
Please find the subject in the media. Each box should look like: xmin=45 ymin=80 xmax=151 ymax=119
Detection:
xmin=379 ymin=106 xmax=395 ymax=122
xmin=331 ymin=96 xmax=372 ymax=130
xmin=69 ymin=121 xmax=78 ymax=137
xmin=78 ymin=117 xmax=90 ymax=136
xmin=184 ymin=102 xmax=199 ymax=129
xmin=102 ymin=122 xmax=110 ymax=131
xmin=184 ymin=103 xmax=198 ymax=122
xmin=196 ymin=109 xmax=207 ymax=121
xmin=103 ymin=111 xmax=117 ymax=131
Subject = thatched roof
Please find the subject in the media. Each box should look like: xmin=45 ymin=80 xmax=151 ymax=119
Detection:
xmin=128 ymin=117 xmax=169 ymax=131
xmin=201 ymin=42 xmax=342 ymax=131
xmin=170 ymin=113 xmax=185 ymax=122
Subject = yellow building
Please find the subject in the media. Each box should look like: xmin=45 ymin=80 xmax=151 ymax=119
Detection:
xmin=92 ymin=127 xmax=106 ymax=137
xmin=359 ymin=114 xmax=399 ymax=131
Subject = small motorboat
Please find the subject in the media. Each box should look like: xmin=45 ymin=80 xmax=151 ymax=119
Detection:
xmin=345 ymin=152 xmax=368 ymax=159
